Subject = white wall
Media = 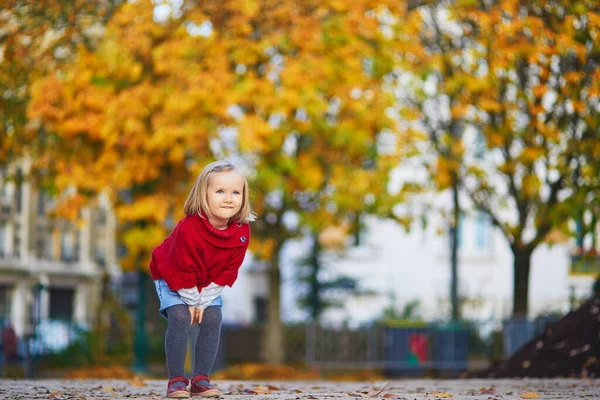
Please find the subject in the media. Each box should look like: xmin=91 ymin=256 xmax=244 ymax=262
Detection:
xmin=277 ymin=215 xmax=572 ymax=327
xmin=222 ymin=213 xmax=581 ymax=327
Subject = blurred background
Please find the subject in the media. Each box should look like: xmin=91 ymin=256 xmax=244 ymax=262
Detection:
xmin=0 ymin=0 xmax=599 ymax=380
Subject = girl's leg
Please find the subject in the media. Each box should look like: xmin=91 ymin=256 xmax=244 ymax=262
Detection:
xmin=192 ymin=305 xmax=222 ymax=379
xmin=165 ymin=305 xmax=192 ymax=379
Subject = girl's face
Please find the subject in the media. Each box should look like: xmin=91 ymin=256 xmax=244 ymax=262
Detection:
xmin=205 ymin=170 xmax=245 ymax=229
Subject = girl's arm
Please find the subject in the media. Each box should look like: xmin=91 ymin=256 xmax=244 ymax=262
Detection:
xmin=177 ymin=287 xmax=201 ymax=307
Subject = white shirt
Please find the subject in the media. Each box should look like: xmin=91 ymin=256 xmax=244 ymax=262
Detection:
xmin=177 ymin=282 xmax=224 ymax=310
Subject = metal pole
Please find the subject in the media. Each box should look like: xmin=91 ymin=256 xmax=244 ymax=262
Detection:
xmin=133 ymin=269 xmax=148 ymax=373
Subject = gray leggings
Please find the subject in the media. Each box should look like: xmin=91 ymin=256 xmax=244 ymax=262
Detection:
xmin=164 ymin=305 xmax=222 ymax=379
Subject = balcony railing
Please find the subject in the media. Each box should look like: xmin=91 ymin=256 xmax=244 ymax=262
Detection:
xmin=570 ymin=254 xmax=600 ymax=276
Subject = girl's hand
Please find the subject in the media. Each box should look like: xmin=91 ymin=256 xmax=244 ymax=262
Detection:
xmin=197 ymin=308 xmax=204 ymax=324
xmin=188 ymin=306 xmax=199 ymax=325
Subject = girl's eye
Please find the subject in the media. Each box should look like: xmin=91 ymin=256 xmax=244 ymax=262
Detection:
xmin=233 ymin=191 xmax=241 ymax=195
xmin=216 ymin=190 xmax=224 ymax=194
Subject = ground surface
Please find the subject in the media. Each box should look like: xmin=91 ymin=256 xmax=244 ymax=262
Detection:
xmin=0 ymin=378 xmax=598 ymax=399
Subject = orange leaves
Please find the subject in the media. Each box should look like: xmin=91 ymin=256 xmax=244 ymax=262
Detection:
xmin=120 ymin=224 xmax=167 ymax=272
xmin=239 ymin=115 xmax=275 ymax=153
xmin=520 ymin=392 xmax=540 ymax=399
xmin=478 ymin=98 xmax=503 ymax=114
xmin=250 ymin=237 xmax=277 ymax=261
xmin=117 ymin=195 xmax=169 ymax=224
xmin=297 ymin=154 xmax=326 ymax=191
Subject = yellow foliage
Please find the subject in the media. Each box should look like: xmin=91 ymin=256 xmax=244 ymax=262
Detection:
xmin=520 ymin=147 xmax=546 ymax=164
xmin=479 ymin=98 xmax=502 ymax=113
xmin=250 ymin=237 xmax=277 ymax=261
xmin=435 ymin=157 xmax=455 ymax=189
xmin=298 ymin=154 xmax=325 ymax=191
xmin=522 ymin=174 xmax=541 ymax=199
xmin=239 ymin=115 xmax=274 ymax=153
xmin=50 ymin=193 xmax=87 ymax=222
xmin=116 ymin=196 xmax=169 ymax=223
xmin=318 ymin=223 xmax=350 ymax=249
xmin=121 ymin=225 xmax=167 ymax=272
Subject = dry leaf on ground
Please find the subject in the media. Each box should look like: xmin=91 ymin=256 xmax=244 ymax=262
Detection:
xmin=129 ymin=376 xmax=147 ymax=387
xmin=521 ymin=392 xmax=540 ymax=398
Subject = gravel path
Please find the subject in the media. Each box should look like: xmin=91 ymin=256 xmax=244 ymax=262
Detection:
xmin=0 ymin=378 xmax=597 ymax=399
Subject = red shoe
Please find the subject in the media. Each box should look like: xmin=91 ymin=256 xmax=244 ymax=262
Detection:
xmin=190 ymin=375 xmax=221 ymax=397
xmin=166 ymin=377 xmax=190 ymax=398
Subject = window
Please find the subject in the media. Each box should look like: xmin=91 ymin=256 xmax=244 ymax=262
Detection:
xmin=93 ymin=209 xmax=107 ymax=266
xmin=61 ymin=230 xmax=75 ymax=262
xmin=49 ymin=288 xmax=74 ymax=321
xmin=0 ymin=223 xmax=5 ymax=257
xmin=37 ymin=190 xmax=46 ymax=216
xmin=253 ymin=297 xmax=267 ymax=324
xmin=15 ymin=168 xmax=23 ymax=214
xmin=13 ymin=222 xmax=20 ymax=258
xmin=0 ymin=285 xmax=10 ymax=321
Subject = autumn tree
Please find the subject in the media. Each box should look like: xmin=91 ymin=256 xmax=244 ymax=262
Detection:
xmin=393 ymin=1 xmax=475 ymax=321
xmin=396 ymin=0 xmax=600 ymax=317
xmin=29 ymin=0 xmax=405 ymax=365
xmin=0 ymin=0 xmax=119 ymax=167
xmin=28 ymin=0 xmax=220 ymax=369
xmin=198 ymin=1 xmax=403 ymax=363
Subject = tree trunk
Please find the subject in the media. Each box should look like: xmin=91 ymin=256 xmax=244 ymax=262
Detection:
xmin=261 ymin=252 xmax=284 ymax=364
xmin=450 ymin=182 xmax=460 ymax=321
xmin=309 ymin=234 xmax=321 ymax=321
xmin=512 ymin=248 xmax=532 ymax=317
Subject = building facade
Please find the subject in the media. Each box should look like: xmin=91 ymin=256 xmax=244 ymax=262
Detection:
xmin=0 ymin=161 xmax=120 ymax=340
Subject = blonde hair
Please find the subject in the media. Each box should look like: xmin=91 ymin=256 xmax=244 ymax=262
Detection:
xmin=184 ymin=160 xmax=256 ymax=223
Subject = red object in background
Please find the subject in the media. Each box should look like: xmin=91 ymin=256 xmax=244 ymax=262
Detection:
xmin=408 ymin=333 xmax=428 ymax=362
xmin=2 ymin=324 xmax=18 ymax=359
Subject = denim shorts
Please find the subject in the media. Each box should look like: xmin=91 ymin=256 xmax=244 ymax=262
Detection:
xmin=153 ymin=279 xmax=222 ymax=319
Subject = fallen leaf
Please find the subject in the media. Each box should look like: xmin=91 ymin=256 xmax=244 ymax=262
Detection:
xmin=520 ymin=392 xmax=540 ymax=399
xmin=294 ymin=389 xmax=303 ymax=393
xmin=129 ymin=376 xmax=147 ymax=387
xmin=267 ymin=384 xmax=281 ymax=390
xmin=254 ymin=385 xmax=272 ymax=394
xmin=430 ymin=392 xmax=452 ymax=398
xmin=383 ymin=394 xmax=398 ymax=398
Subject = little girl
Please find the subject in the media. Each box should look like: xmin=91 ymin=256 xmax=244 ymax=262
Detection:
xmin=150 ymin=160 xmax=255 ymax=398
